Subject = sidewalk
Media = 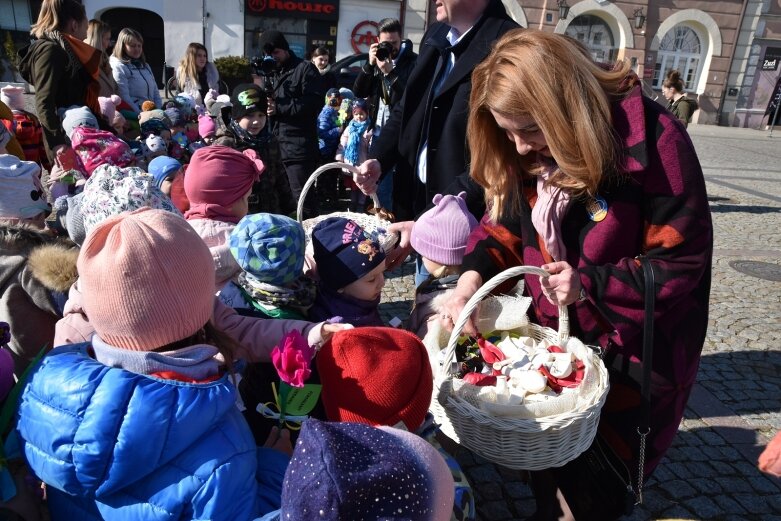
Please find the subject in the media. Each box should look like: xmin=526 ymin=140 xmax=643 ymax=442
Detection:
xmin=379 ymin=123 xmax=781 ymax=520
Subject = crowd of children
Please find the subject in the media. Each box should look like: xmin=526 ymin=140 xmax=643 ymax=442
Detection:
xmin=0 ymin=69 xmax=487 ymax=519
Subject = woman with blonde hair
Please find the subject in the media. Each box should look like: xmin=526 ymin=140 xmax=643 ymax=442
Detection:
xmin=110 ymin=27 xmax=162 ymax=112
xmin=176 ymin=42 xmax=220 ymax=106
xmin=444 ymin=29 xmax=712 ymax=520
xmin=84 ymin=19 xmax=119 ymax=97
xmin=17 ymin=0 xmax=108 ymax=162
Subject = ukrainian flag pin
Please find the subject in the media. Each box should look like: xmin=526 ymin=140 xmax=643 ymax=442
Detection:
xmin=586 ymin=196 xmax=608 ymax=222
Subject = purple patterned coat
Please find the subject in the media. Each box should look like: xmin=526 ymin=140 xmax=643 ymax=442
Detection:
xmin=462 ymin=84 xmax=713 ymax=478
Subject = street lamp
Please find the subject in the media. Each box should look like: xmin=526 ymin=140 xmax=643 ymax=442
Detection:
xmin=558 ymin=0 xmax=570 ymax=20
xmin=634 ymin=8 xmax=646 ymax=30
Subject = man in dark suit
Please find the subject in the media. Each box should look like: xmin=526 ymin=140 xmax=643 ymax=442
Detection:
xmin=356 ymin=0 xmax=519 ymax=271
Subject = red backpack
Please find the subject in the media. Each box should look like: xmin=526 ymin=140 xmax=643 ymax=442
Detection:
xmin=11 ymin=111 xmax=47 ymax=166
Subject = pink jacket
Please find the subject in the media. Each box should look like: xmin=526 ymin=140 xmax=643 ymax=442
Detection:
xmin=54 ymin=282 xmax=323 ymax=362
xmin=187 ymin=218 xmax=242 ymax=290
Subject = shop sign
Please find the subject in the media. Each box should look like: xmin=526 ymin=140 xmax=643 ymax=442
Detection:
xmin=247 ymin=0 xmax=338 ymax=20
xmin=351 ymin=20 xmax=378 ymax=54
xmin=762 ymin=47 xmax=781 ymax=71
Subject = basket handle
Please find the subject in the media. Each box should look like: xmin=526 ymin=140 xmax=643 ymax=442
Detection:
xmin=440 ymin=265 xmax=570 ymax=378
xmin=296 ymin=162 xmax=382 ymax=222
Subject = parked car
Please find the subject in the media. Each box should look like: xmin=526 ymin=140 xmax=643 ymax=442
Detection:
xmin=331 ymin=53 xmax=368 ymax=91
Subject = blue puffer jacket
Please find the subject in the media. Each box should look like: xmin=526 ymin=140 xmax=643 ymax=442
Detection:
xmin=317 ymin=105 xmax=341 ymax=159
xmin=16 ymin=344 xmax=288 ymax=521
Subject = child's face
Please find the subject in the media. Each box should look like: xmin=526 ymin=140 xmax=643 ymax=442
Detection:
xmin=422 ymin=257 xmax=446 ymax=278
xmin=352 ymin=109 xmax=367 ymax=123
xmin=239 ymin=110 xmax=267 ymax=135
xmin=341 ymin=262 xmax=385 ymax=301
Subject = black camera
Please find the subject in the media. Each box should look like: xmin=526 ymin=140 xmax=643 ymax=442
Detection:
xmin=375 ymin=41 xmax=395 ymax=61
xmin=250 ymin=55 xmax=277 ymax=97
xmin=251 ymin=55 xmax=276 ymax=76
xmin=328 ymin=97 xmax=340 ymax=107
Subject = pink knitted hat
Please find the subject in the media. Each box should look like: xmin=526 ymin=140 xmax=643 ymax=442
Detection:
xmin=411 ymin=191 xmax=479 ymax=266
xmin=78 ymin=208 xmax=215 ymax=351
xmin=198 ymin=113 xmax=216 ymax=139
xmin=98 ymin=95 xmax=121 ymax=124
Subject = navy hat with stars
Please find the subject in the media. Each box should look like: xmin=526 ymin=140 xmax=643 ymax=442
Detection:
xmin=280 ymin=419 xmax=454 ymax=520
xmin=312 ymin=217 xmax=386 ymax=291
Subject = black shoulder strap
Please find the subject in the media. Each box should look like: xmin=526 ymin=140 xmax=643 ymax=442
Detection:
xmin=639 ymin=256 xmax=655 ymax=431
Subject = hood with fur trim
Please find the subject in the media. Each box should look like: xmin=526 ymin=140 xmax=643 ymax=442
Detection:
xmin=0 ymin=224 xmax=78 ymax=292
xmin=1 ymin=223 xmax=79 ymax=376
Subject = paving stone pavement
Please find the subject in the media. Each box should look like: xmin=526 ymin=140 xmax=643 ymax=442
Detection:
xmin=378 ymin=124 xmax=781 ymax=521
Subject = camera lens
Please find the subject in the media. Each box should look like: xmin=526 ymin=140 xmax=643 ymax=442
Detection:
xmin=375 ymin=42 xmax=393 ymax=61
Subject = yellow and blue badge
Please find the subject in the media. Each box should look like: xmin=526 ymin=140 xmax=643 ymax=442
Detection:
xmin=586 ymin=196 xmax=608 ymax=222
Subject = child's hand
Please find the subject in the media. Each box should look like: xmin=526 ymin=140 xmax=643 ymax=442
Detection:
xmin=321 ymin=322 xmax=354 ymax=343
xmin=384 ymin=221 xmax=414 ymax=271
xmin=263 ymin=426 xmax=293 ymax=457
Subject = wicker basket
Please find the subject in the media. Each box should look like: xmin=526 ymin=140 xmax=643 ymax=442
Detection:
xmin=429 ymin=265 xmax=610 ymax=470
xmin=296 ymin=162 xmax=398 ymax=253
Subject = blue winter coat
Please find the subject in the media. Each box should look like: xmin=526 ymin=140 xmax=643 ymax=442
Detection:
xmin=317 ymin=105 xmax=341 ymax=159
xmin=16 ymin=344 xmax=289 ymax=521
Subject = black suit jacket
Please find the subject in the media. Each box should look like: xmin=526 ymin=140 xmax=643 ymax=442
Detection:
xmin=369 ymin=0 xmax=519 ymax=220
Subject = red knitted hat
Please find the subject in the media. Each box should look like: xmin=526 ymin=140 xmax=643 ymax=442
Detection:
xmin=316 ymin=327 xmax=433 ymax=431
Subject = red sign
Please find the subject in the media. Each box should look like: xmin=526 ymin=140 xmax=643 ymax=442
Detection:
xmin=351 ymin=21 xmax=378 ymax=54
xmin=247 ymin=0 xmax=338 ymax=20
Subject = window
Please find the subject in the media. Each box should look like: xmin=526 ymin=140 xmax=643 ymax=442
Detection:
xmin=0 ymin=0 xmax=31 ymax=31
xmin=564 ymin=14 xmax=616 ymax=63
xmin=653 ymin=25 xmax=702 ymax=90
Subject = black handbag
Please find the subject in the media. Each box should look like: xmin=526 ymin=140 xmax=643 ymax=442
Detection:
xmin=551 ymin=256 xmax=655 ymax=520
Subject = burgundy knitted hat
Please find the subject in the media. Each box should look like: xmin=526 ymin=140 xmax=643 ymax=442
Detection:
xmin=316 ymin=327 xmax=433 ymax=431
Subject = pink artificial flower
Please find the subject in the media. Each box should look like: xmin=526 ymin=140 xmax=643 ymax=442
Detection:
xmin=271 ymin=330 xmax=315 ymax=388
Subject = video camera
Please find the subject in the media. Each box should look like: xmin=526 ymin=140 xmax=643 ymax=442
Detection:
xmin=375 ymin=41 xmax=395 ymax=62
xmin=250 ymin=55 xmax=277 ymax=97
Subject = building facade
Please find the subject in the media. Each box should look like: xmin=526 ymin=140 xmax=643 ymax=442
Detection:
xmin=2 ymin=0 xmax=780 ymax=128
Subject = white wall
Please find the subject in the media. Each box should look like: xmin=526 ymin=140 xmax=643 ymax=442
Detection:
xmin=336 ymin=0 xmax=401 ymax=60
xmin=85 ymin=0 xmax=245 ymax=64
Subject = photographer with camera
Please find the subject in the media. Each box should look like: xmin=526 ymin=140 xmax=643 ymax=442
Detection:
xmin=257 ymin=30 xmax=325 ymax=218
xmin=353 ymin=19 xmax=417 ymax=133
xmin=353 ymin=18 xmax=417 ymax=211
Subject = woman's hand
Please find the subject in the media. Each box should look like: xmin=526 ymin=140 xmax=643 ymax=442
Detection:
xmin=541 ymin=261 xmax=582 ymax=306
xmin=442 ymin=271 xmax=483 ymax=336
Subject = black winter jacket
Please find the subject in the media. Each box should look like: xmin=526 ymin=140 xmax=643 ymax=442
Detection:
xmin=352 ymin=40 xmax=418 ymax=127
xmin=269 ymin=54 xmax=325 ymax=162
xmin=368 ymin=0 xmax=519 ymax=221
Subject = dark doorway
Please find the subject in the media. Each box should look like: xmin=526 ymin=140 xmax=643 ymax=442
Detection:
xmin=100 ymin=8 xmax=165 ymax=88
